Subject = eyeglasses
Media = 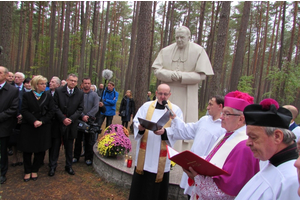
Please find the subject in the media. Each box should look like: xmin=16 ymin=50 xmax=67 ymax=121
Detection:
xmin=157 ymin=92 xmax=170 ymax=96
xmin=221 ymin=112 xmax=241 ymax=118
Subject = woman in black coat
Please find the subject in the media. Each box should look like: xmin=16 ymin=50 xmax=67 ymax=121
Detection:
xmin=18 ymin=75 xmax=55 ymax=182
xmin=119 ymin=90 xmax=135 ymax=129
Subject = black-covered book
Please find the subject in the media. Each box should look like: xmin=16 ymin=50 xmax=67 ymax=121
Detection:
xmin=138 ymin=110 xmax=170 ymax=131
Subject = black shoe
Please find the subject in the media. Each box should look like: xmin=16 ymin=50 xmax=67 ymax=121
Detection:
xmin=0 ymin=176 xmax=7 ymax=184
xmin=23 ymin=174 xmax=30 ymax=182
xmin=31 ymin=173 xmax=38 ymax=181
xmin=48 ymin=168 xmax=56 ymax=177
xmin=85 ymin=160 xmax=92 ymax=166
xmin=23 ymin=178 xmax=30 ymax=182
xmin=65 ymin=167 xmax=75 ymax=175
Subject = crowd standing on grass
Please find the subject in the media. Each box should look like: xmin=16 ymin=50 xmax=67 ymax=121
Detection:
xmin=2 ymin=66 xmax=300 ymax=200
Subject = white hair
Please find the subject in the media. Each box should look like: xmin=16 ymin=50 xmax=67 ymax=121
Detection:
xmin=15 ymin=72 xmax=25 ymax=79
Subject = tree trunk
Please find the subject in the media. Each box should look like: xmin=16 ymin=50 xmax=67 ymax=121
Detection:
xmin=62 ymin=1 xmax=71 ymax=79
xmin=160 ymin=2 xmax=167 ymax=50
xmin=99 ymin=1 xmax=110 ymax=85
xmin=197 ymin=1 xmax=206 ymax=45
xmin=49 ymin=1 xmax=57 ymax=79
xmin=134 ymin=1 xmax=153 ymax=114
xmin=124 ymin=1 xmax=139 ymax=94
xmin=15 ymin=2 xmax=24 ymax=70
xmin=0 ymin=2 xmax=13 ymax=67
xmin=78 ymin=1 xmax=89 ymax=82
xmin=147 ymin=1 xmax=157 ymax=90
xmin=56 ymin=2 xmax=65 ymax=77
xmin=168 ymin=1 xmax=175 ymax=45
xmin=271 ymin=2 xmax=283 ymax=68
xmin=278 ymin=2 xmax=287 ymax=99
xmin=257 ymin=2 xmax=269 ymax=101
xmin=278 ymin=1 xmax=286 ymax=70
xmin=21 ymin=2 xmax=28 ymax=72
xmin=229 ymin=1 xmax=251 ymax=92
xmin=34 ymin=2 xmax=42 ymax=68
xmin=251 ymin=2 xmax=262 ymax=76
xmin=186 ymin=1 xmax=191 ymax=28
xmin=287 ymin=1 xmax=297 ymax=62
xmin=163 ymin=1 xmax=171 ymax=48
xmin=25 ymin=2 xmax=33 ymax=73
xmin=295 ymin=12 xmax=300 ymax=65
xmin=90 ymin=1 xmax=99 ymax=82
xmin=210 ymin=1 xmax=231 ymax=97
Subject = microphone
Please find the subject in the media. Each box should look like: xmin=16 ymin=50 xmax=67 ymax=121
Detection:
xmin=162 ymin=100 xmax=174 ymax=116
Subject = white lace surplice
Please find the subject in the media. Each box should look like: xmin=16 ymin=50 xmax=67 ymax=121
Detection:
xmin=191 ymin=175 xmax=235 ymax=200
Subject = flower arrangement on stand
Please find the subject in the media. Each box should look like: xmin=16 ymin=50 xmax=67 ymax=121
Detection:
xmin=97 ymin=124 xmax=131 ymax=157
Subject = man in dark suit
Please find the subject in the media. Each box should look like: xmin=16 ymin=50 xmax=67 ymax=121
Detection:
xmin=0 ymin=66 xmax=19 ymax=184
xmin=9 ymin=72 xmax=25 ymax=166
xmin=52 ymin=74 xmax=84 ymax=176
xmin=46 ymin=76 xmax=61 ymax=176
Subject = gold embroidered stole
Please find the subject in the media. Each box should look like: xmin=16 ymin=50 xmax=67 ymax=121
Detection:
xmin=136 ymin=100 xmax=172 ymax=183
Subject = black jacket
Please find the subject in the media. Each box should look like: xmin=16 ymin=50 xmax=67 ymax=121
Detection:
xmin=19 ymin=91 xmax=55 ymax=152
xmin=0 ymin=83 xmax=19 ymax=137
xmin=54 ymin=85 xmax=84 ymax=139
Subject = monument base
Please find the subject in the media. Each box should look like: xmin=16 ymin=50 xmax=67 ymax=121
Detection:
xmin=93 ymin=135 xmax=187 ymax=200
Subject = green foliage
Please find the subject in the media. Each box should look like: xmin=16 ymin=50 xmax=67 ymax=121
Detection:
xmin=237 ymin=75 xmax=254 ymax=95
xmin=266 ymin=62 xmax=300 ymax=105
xmin=198 ymin=108 xmax=208 ymax=119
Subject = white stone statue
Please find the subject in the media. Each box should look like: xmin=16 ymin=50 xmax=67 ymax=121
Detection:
xmin=152 ymin=26 xmax=214 ymax=151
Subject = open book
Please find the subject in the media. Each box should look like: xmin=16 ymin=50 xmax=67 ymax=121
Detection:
xmin=138 ymin=110 xmax=170 ymax=131
xmin=167 ymin=145 xmax=229 ymax=176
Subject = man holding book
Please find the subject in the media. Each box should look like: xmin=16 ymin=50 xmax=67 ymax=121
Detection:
xmin=183 ymin=91 xmax=260 ymax=199
xmin=168 ymin=95 xmax=226 ymax=198
xmin=128 ymin=84 xmax=183 ymax=200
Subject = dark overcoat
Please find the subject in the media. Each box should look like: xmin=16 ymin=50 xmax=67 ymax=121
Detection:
xmin=0 ymin=83 xmax=19 ymax=137
xmin=46 ymin=90 xmax=60 ymax=138
xmin=119 ymin=96 xmax=135 ymax=122
xmin=18 ymin=91 xmax=56 ymax=152
xmin=54 ymin=85 xmax=84 ymax=139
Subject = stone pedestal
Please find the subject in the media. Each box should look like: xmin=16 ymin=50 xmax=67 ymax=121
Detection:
xmin=93 ymin=135 xmax=187 ymax=200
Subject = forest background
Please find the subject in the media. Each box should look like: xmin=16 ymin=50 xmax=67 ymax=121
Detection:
xmin=0 ymin=1 xmax=300 ymax=119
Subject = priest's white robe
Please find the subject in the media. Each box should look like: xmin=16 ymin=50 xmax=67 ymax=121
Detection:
xmin=168 ymin=115 xmax=226 ymax=196
xmin=133 ymin=100 xmax=183 ymax=173
xmin=236 ymin=160 xmax=300 ymax=200
xmin=291 ymin=125 xmax=300 ymax=141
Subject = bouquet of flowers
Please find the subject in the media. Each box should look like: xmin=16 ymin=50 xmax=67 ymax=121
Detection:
xmin=98 ymin=124 xmax=131 ymax=157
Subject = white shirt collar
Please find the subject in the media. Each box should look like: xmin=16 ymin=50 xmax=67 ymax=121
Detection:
xmin=0 ymin=82 xmax=6 ymax=89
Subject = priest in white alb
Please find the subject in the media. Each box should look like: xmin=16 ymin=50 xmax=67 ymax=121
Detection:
xmin=128 ymin=84 xmax=183 ymax=200
xmin=167 ymin=95 xmax=226 ymax=198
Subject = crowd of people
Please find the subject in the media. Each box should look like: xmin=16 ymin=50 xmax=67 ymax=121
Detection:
xmin=0 ymin=67 xmax=138 ymax=184
xmin=2 ymin=66 xmax=300 ymax=199
xmin=2 ymin=24 xmax=300 ymax=200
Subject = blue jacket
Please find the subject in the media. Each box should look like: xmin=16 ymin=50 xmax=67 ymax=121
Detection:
xmin=101 ymin=87 xmax=118 ymax=116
